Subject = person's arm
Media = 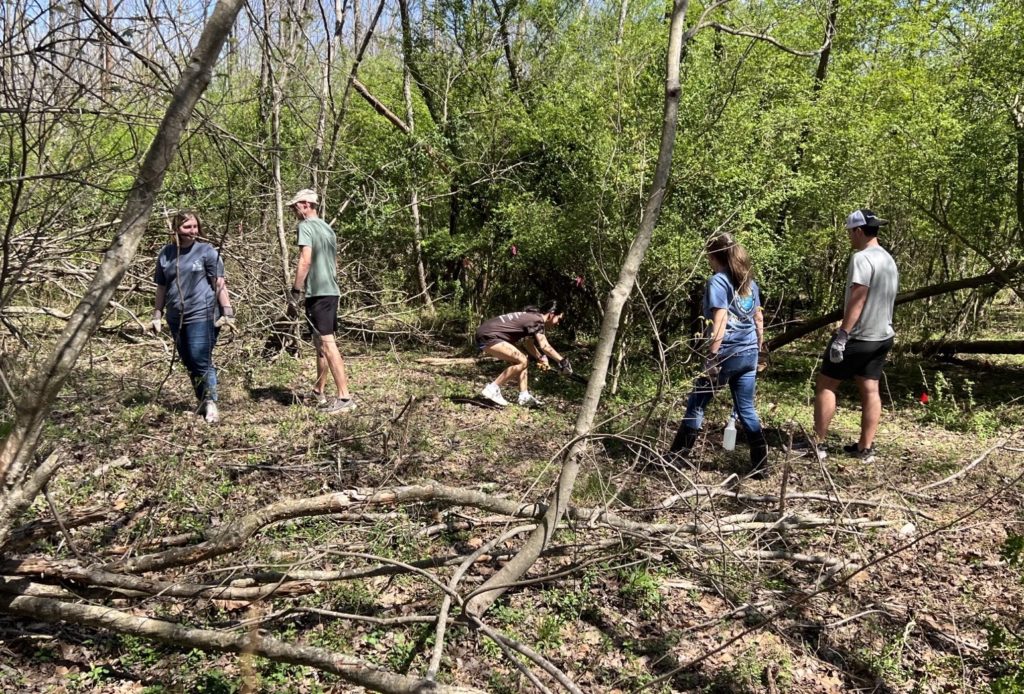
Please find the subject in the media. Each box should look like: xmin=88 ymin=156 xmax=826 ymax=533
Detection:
xmin=708 ymin=308 xmax=728 ymax=356
xmin=524 ymin=337 xmax=546 ymax=362
xmin=754 ymin=307 xmax=765 ymax=350
xmin=534 ymin=332 xmax=562 ymax=362
xmin=150 ymin=284 xmax=167 ymax=333
xmin=840 ymin=283 xmax=869 ymax=334
xmin=293 ymin=246 xmax=312 ymax=294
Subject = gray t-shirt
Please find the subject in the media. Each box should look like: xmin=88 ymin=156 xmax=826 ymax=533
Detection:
xmin=297 ymin=218 xmax=340 ymax=297
xmin=155 ymin=242 xmax=224 ymax=325
xmin=845 ymin=244 xmax=898 ymax=341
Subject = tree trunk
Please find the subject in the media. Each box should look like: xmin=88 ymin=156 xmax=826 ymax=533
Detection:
xmin=464 ymin=0 xmax=693 ymax=618
xmin=1012 ymin=95 xmax=1024 ymax=245
xmin=0 ymin=0 xmax=247 ymax=547
xmin=773 ymin=0 xmax=838 ymax=237
xmin=404 ymin=50 xmax=435 ymax=313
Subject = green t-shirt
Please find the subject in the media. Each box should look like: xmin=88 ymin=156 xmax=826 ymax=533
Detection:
xmin=297 ymin=218 xmax=340 ymax=297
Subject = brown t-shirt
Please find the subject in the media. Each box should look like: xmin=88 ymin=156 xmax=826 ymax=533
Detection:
xmin=476 ymin=311 xmax=545 ymax=347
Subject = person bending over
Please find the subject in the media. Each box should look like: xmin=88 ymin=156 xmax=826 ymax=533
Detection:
xmin=475 ymin=302 xmax=571 ymax=407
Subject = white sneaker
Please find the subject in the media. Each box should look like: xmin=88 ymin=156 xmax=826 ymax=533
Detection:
xmin=204 ymin=401 xmax=220 ymax=424
xmin=480 ymin=383 xmax=508 ymax=407
xmin=517 ymin=391 xmax=543 ymax=408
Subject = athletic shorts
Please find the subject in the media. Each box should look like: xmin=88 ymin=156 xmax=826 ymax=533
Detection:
xmin=475 ymin=333 xmax=504 ymax=351
xmin=820 ymin=336 xmax=893 ymax=381
xmin=304 ymin=295 xmax=339 ymax=336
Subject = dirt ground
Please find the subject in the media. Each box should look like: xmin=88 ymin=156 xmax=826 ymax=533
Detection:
xmin=2 ymin=321 xmax=1023 ymax=693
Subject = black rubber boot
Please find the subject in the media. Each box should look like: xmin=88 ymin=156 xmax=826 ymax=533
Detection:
xmin=748 ymin=432 xmax=769 ymax=479
xmin=669 ymin=424 xmax=700 ymax=457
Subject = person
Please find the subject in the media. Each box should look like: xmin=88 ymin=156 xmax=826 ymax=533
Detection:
xmin=475 ymin=302 xmax=571 ymax=407
xmin=151 ymin=211 xmax=234 ymax=423
xmin=667 ymin=233 xmax=768 ymax=477
xmin=807 ymin=209 xmax=898 ymax=463
xmin=286 ymin=188 xmax=355 ymax=414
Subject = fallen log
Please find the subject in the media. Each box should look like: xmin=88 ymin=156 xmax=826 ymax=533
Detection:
xmin=905 ymin=339 xmax=1024 ymax=356
xmin=767 ymin=262 xmax=1024 ymax=351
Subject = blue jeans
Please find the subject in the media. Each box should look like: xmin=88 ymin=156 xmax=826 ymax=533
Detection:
xmin=682 ymin=349 xmax=761 ymax=434
xmin=169 ymin=319 xmax=219 ymax=403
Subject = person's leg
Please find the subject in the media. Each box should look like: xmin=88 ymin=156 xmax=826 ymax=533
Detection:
xmin=814 ymin=373 xmax=842 ymax=440
xmin=725 ymin=356 xmax=768 ymax=475
xmin=670 ymin=377 xmax=715 ymax=454
xmin=171 ymin=322 xmax=202 ymax=402
xmin=854 ymin=376 xmax=881 ymax=450
xmin=185 ymin=320 xmax=218 ymax=404
xmin=727 ymin=356 xmax=761 ymax=435
xmin=319 ymin=334 xmax=351 ymax=399
xmin=312 ymin=333 xmax=328 ymax=394
xmin=483 ymin=342 xmax=528 ymax=390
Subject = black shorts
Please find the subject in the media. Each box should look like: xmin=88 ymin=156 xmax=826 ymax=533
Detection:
xmin=475 ymin=333 xmax=503 ymax=351
xmin=304 ymin=295 xmax=339 ymax=336
xmin=820 ymin=337 xmax=893 ymax=381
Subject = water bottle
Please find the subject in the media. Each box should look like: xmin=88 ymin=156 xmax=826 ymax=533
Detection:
xmin=723 ymin=417 xmax=737 ymax=451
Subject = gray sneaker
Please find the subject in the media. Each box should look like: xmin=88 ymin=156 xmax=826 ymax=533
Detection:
xmin=308 ymin=389 xmax=328 ymax=406
xmin=517 ymin=391 xmax=543 ymax=408
xmin=786 ymin=439 xmax=827 ymax=461
xmin=324 ymin=397 xmax=356 ymax=414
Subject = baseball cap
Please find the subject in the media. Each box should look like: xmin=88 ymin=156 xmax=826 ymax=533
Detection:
xmin=845 ymin=209 xmax=888 ymax=230
xmin=286 ymin=188 xmax=319 ymax=206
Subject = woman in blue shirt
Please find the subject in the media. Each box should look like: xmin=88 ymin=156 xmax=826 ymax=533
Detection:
xmin=668 ymin=233 xmax=768 ymax=477
xmin=151 ymin=211 xmax=234 ymax=423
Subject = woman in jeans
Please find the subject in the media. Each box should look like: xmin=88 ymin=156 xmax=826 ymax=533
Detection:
xmin=668 ymin=233 xmax=768 ymax=477
xmin=151 ymin=211 xmax=234 ymax=423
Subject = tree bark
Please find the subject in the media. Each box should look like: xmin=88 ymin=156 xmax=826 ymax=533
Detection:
xmin=1012 ymin=95 xmax=1024 ymax=244
xmin=0 ymin=0 xmax=247 ymax=547
xmin=404 ymin=51 xmax=435 ymax=313
xmin=464 ymin=0 xmax=694 ymax=618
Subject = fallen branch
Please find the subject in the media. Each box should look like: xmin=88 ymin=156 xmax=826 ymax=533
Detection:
xmin=0 ymin=592 xmax=484 ymax=694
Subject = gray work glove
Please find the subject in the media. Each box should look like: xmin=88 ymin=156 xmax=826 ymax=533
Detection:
xmin=214 ymin=306 xmax=236 ymax=330
xmin=288 ymin=287 xmax=304 ymax=308
xmin=829 ymin=328 xmax=849 ymax=364
xmin=150 ymin=309 xmax=163 ymax=334
xmin=557 ymin=357 xmax=572 ymax=375
xmin=704 ymin=353 xmax=722 ymax=381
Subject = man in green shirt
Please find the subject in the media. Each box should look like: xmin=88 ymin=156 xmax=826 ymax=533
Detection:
xmin=287 ymin=188 xmax=355 ymax=414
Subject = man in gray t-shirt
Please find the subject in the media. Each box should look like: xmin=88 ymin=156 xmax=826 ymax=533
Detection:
xmin=810 ymin=209 xmax=899 ymax=464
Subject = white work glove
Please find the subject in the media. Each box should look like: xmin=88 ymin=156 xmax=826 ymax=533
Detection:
xmin=214 ymin=306 xmax=235 ymax=330
xmin=150 ymin=310 xmax=163 ymax=334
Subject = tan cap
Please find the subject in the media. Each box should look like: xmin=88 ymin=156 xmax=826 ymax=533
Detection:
xmin=286 ymin=188 xmax=319 ymax=206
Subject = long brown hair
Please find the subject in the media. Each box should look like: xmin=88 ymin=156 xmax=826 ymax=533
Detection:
xmin=171 ymin=210 xmax=203 ymax=236
xmin=706 ymin=233 xmax=754 ymax=296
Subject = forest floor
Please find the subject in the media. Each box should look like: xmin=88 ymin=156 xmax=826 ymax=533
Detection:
xmin=2 ymin=307 xmax=1024 ymax=693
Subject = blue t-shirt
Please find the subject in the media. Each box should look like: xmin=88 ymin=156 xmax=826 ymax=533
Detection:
xmin=154 ymin=242 xmax=224 ymax=325
xmin=703 ymin=271 xmax=760 ymax=357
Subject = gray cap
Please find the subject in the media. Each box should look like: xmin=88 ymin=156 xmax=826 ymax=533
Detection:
xmin=845 ymin=209 xmax=888 ymax=230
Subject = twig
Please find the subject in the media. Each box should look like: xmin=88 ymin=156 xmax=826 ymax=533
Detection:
xmin=916 ymin=438 xmax=1005 ymax=492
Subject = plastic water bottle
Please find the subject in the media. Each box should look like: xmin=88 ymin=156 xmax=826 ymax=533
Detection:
xmin=723 ymin=417 xmax=737 ymax=451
